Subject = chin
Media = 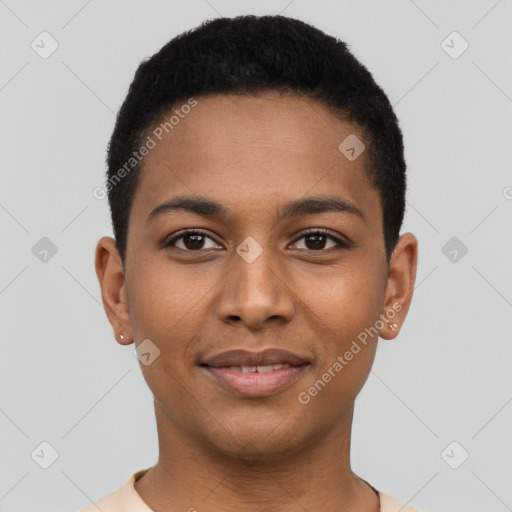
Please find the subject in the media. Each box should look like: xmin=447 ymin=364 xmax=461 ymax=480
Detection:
xmin=212 ymin=435 xmax=302 ymax=465
xmin=198 ymin=415 xmax=310 ymax=464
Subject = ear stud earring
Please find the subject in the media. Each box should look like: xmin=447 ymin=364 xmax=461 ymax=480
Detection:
xmin=119 ymin=333 xmax=125 ymax=341
xmin=389 ymin=323 xmax=398 ymax=332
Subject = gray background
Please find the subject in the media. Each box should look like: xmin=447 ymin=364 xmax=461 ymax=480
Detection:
xmin=1 ymin=1 xmax=511 ymax=511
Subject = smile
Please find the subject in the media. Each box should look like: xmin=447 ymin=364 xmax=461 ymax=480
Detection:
xmin=203 ymin=364 xmax=308 ymax=397
xmin=200 ymin=347 xmax=310 ymax=397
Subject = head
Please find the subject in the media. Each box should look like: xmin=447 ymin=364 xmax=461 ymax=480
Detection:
xmin=95 ymin=15 xmax=417 ymax=461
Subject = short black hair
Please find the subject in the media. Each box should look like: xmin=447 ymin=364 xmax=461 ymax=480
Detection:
xmin=105 ymin=14 xmax=406 ymax=265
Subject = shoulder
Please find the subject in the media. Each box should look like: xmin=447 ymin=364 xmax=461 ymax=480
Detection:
xmin=75 ymin=475 xmax=133 ymax=512
xmin=379 ymin=491 xmax=424 ymax=512
xmin=75 ymin=469 xmax=152 ymax=512
xmin=77 ymin=486 xmax=124 ymax=512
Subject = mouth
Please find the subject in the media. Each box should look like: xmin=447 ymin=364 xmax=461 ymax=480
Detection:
xmin=200 ymin=348 xmax=310 ymax=397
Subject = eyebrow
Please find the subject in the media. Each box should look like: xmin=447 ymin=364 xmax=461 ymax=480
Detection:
xmin=146 ymin=194 xmax=365 ymax=225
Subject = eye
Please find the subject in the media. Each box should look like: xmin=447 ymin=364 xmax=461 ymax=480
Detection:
xmin=163 ymin=228 xmax=350 ymax=253
xmin=289 ymin=229 xmax=349 ymax=251
xmin=164 ymin=229 xmax=223 ymax=251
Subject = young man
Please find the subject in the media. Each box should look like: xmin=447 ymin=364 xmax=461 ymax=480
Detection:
xmin=88 ymin=14 xmax=421 ymax=512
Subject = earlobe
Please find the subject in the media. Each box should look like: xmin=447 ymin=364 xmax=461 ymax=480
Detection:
xmin=379 ymin=232 xmax=418 ymax=341
xmin=117 ymin=332 xmax=132 ymax=344
xmin=94 ymin=236 xmax=133 ymax=344
xmin=388 ymin=322 xmax=399 ymax=332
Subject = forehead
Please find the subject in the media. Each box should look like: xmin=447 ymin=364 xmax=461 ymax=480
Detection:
xmin=131 ymin=91 xmax=380 ymax=226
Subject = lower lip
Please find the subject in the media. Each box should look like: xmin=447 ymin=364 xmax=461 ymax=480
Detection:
xmin=203 ymin=365 xmax=307 ymax=397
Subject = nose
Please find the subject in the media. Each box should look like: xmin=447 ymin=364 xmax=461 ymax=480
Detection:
xmin=215 ymin=243 xmax=296 ymax=330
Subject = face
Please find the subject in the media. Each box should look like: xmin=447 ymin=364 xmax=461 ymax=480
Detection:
xmin=96 ymin=91 xmax=417 ymax=460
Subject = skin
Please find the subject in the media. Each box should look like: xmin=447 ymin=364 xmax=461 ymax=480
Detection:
xmin=95 ymin=91 xmax=418 ymax=512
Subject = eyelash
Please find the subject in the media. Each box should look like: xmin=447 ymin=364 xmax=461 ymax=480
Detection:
xmin=163 ymin=228 xmax=350 ymax=252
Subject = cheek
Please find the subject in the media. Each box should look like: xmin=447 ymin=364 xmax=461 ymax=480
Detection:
xmin=297 ymin=261 xmax=384 ymax=397
xmin=127 ymin=260 xmax=209 ymax=343
xmin=299 ymin=258 xmax=385 ymax=337
xmin=299 ymin=308 xmax=379 ymax=417
xmin=126 ymin=262 xmax=215 ymax=405
xmin=126 ymin=267 xmax=201 ymax=420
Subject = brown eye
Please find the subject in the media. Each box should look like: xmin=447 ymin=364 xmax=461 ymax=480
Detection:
xmin=290 ymin=230 xmax=349 ymax=251
xmin=165 ymin=230 xmax=222 ymax=251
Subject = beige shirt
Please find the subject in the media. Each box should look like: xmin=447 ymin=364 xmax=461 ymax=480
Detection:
xmin=77 ymin=468 xmax=423 ymax=512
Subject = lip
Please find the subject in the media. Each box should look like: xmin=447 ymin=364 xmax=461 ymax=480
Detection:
xmin=202 ymin=348 xmax=308 ymax=367
xmin=200 ymin=348 xmax=310 ymax=397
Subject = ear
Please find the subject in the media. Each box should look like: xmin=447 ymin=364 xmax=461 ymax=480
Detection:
xmin=94 ymin=236 xmax=133 ymax=345
xmin=379 ymin=232 xmax=418 ymax=340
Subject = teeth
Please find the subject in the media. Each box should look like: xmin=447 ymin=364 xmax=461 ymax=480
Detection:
xmin=228 ymin=363 xmax=293 ymax=372
xmin=272 ymin=363 xmax=291 ymax=370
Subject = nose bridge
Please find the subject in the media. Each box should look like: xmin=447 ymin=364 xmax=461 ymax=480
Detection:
xmin=216 ymin=236 xmax=295 ymax=328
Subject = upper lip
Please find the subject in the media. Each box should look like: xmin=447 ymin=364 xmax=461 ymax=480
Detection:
xmin=201 ymin=348 xmax=309 ymax=368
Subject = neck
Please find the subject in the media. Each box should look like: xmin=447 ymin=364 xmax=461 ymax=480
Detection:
xmin=134 ymin=401 xmax=380 ymax=512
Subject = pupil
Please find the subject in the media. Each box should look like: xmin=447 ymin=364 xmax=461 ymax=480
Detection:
xmin=306 ymin=234 xmax=325 ymax=250
xmin=185 ymin=234 xmax=204 ymax=250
